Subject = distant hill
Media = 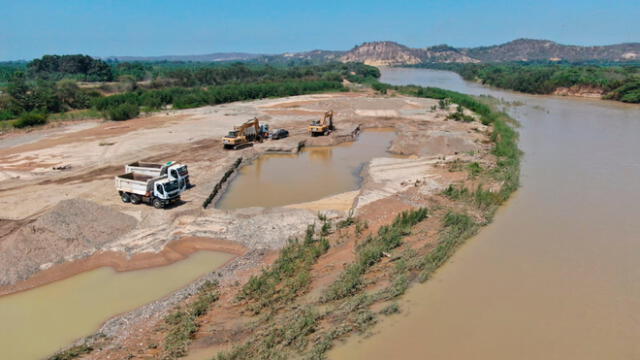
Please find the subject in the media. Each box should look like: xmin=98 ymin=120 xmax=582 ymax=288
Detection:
xmin=340 ymin=41 xmax=478 ymax=66
xmin=105 ymin=52 xmax=263 ymax=62
xmin=462 ymin=38 xmax=640 ymax=62
xmin=252 ymin=50 xmax=346 ymax=65
xmin=101 ymin=39 xmax=640 ymax=65
xmin=340 ymin=39 xmax=640 ymax=65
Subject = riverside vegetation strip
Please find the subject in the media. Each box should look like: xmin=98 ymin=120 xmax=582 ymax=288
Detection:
xmin=62 ymin=84 xmax=518 ymax=360
xmin=414 ymin=62 xmax=640 ymax=103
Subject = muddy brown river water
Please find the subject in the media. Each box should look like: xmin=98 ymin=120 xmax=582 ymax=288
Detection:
xmin=0 ymin=251 xmax=232 ymax=360
xmin=331 ymin=68 xmax=640 ymax=359
xmin=216 ymin=129 xmax=396 ymax=209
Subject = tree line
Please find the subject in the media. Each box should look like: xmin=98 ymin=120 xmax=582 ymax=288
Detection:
xmin=0 ymin=55 xmax=379 ymax=127
xmin=415 ymin=62 xmax=640 ymax=103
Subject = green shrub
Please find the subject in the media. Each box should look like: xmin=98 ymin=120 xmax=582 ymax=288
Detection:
xmin=0 ymin=109 xmax=16 ymax=121
xmin=14 ymin=111 xmax=48 ymax=128
xmin=467 ymin=162 xmax=482 ymax=177
xmin=322 ymin=208 xmax=428 ymax=302
xmin=106 ymin=103 xmax=139 ymax=121
xmin=48 ymin=344 xmax=93 ymax=360
xmin=380 ymin=303 xmax=400 ymax=315
xmin=238 ymin=228 xmax=330 ymax=314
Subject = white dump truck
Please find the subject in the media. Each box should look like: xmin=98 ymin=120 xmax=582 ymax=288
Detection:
xmin=115 ymin=173 xmax=182 ymax=209
xmin=125 ymin=161 xmax=190 ymax=190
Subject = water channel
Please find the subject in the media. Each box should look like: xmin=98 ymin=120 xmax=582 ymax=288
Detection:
xmin=0 ymin=251 xmax=233 ymax=360
xmin=331 ymin=68 xmax=640 ymax=359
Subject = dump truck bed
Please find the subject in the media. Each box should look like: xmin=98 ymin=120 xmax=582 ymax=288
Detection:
xmin=127 ymin=162 xmax=163 ymax=169
xmin=115 ymin=173 xmax=163 ymax=195
xmin=125 ymin=162 xmax=164 ymax=177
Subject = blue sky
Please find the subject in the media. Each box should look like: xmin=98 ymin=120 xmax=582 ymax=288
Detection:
xmin=1 ymin=0 xmax=638 ymax=61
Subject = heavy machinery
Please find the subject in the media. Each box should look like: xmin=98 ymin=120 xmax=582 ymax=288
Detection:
xmin=125 ymin=161 xmax=190 ymax=190
xmin=308 ymin=110 xmax=335 ymax=136
xmin=222 ymin=118 xmax=269 ymax=149
xmin=115 ymin=173 xmax=182 ymax=209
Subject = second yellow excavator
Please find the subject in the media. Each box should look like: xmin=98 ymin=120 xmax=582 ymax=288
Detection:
xmin=308 ymin=110 xmax=335 ymax=136
xmin=222 ymin=118 xmax=269 ymax=149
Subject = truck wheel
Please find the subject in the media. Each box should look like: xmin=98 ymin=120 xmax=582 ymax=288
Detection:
xmin=153 ymin=198 xmax=164 ymax=209
xmin=120 ymin=192 xmax=130 ymax=203
xmin=130 ymin=194 xmax=141 ymax=204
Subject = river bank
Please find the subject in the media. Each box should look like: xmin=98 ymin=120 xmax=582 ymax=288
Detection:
xmin=329 ymin=68 xmax=640 ymax=360
xmin=405 ymin=63 xmax=640 ymax=104
xmin=50 ymin=83 xmax=518 ymax=359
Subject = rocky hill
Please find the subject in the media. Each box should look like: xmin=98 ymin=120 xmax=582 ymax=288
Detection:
xmin=340 ymin=41 xmax=421 ymax=66
xmin=339 ymin=39 xmax=640 ymax=65
xmin=340 ymin=41 xmax=478 ymax=66
xmin=103 ymin=39 xmax=640 ymax=65
xmin=462 ymin=38 xmax=640 ymax=62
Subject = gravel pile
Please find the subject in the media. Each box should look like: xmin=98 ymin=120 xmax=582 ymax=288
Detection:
xmin=34 ymin=199 xmax=137 ymax=247
xmin=0 ymin=199 xmax=137 ymax=286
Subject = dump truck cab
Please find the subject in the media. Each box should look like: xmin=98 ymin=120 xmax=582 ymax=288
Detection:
xmin=163 ymin=162 xmax=190 ymax=190
xmin=153 ymin=178 xmax=181 ymax=201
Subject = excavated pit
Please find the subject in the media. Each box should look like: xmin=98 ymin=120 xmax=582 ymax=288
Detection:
xmin=215 ymin=129 xmax=396 ymax=210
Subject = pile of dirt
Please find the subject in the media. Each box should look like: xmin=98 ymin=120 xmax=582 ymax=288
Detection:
xmin=0 ymin=199 xmax=137 ymax=286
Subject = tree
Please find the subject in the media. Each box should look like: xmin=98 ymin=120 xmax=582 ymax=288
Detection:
xmin=56 ymin=79 xmax=83 ymax=110
xmin=7 ymin=72 xmax=30 ymax=111
xmin=27 ymin=54 xmax=114 ymax=81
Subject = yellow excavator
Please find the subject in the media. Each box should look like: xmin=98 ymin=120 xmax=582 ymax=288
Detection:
xmin=308 ymin=110 xmax=335 ymax=137
xmin=222 ymin=118 xmax=269 ymax=149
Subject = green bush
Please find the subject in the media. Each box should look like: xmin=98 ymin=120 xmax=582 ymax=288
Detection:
xmin=416 ymin=62 xmax=640 ymax=103
xmin=0 ymin=109 xmax=16 ymax=121
xmin=14 ymin=111 xmax=48 ymax=128
xmin=322 ymin=208 xmax=428 ymax=302
xmin=106 ymin=103 xmax=139 ymax=121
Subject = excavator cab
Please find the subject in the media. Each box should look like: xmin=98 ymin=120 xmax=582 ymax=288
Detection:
xmin=222 ymin=129 xmax=245 ymax=149
xmin=308 ymin=110 xmax=334 ymax=136
xmin=226 ymin=130 xmax=239 ymax=138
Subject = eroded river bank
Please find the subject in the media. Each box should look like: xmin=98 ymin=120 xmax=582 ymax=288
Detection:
xmin=331 ymin=68 xmax=640 ymax=359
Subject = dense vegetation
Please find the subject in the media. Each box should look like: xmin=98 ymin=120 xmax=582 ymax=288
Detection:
xmin=415 ymin=62 xmax=640 ymax=103
xmin=0 ymin=55 xmax=379 ymax=125
xmin=28 ymin=55 xmax=113 ymax=81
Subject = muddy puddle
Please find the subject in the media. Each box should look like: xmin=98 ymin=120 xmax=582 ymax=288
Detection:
xmin=0 ymin=251 xmax=233 ymax=360
xmin=330 ymin=68 xmax=640 ymax=359
xmin=216 ymin=129 xmax=396 ymax=209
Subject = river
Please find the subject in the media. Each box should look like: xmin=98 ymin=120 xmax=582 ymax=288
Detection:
xmin=331 ymin=68 xmax=640 ymax=359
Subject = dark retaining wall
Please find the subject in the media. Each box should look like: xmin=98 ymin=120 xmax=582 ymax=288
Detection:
xmin=202 ymin=157 xmax=243 ymax=209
